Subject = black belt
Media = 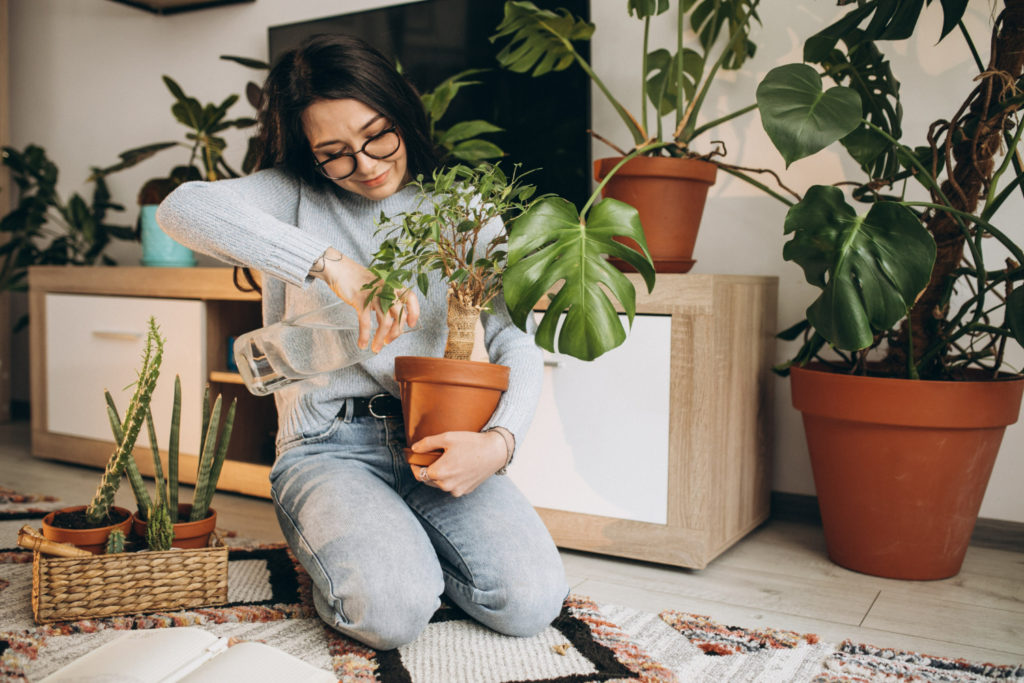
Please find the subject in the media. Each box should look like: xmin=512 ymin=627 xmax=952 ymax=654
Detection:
xmin=339 ymin=393 xmax=403 ymax=419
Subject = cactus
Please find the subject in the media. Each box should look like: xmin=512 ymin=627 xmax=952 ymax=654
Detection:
xmin=85 ymin=317 xmax=164 ymax=525
xmin=105 ymin=390 xmax=152 ymax=519
xmin=146 ymin=479 xmax=174 ymax=552
xmin=105 ymin=529 xmax=126 ymax=554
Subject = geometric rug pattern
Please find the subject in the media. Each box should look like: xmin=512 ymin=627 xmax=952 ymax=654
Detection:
xmin=2 ymin=485 xmax=1022 ymax=682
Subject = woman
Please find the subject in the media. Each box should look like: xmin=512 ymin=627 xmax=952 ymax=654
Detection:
xmin=157 ymin=34 xmax=567 ymax=650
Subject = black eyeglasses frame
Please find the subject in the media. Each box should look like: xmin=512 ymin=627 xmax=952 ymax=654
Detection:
xmin=312 ymin=126 xmax=401 ymax=181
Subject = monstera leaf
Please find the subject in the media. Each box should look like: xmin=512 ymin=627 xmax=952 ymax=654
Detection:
xmin=783 ymin=185 xmax=935 ymax=350
xmin=503 ymin=197 xmax=655 ymax=361
xmin=757 ymin=64 xmax=862 ymax=167
xmin=1008 ymin=286 xmax=1024 ymax=349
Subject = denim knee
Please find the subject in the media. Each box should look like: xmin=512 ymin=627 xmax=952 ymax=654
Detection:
xmin=466 ymin=571 xmax=569 ymax=638
xmin=315 ymin=574 xmax=441 ymax=650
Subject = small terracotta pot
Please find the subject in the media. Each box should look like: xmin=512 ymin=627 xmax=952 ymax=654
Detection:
xmin=132 ymin=503 xmax=217 ymax=549
xmin=394 ymin=356 xmax=510 ymax=466
xmin=41 ymin=505 xmax=133 ymax=555
xmin=594 ymin=156 xmax=717 ymax=273
xmin=790 ymin=364 xmax=1024 ymax=580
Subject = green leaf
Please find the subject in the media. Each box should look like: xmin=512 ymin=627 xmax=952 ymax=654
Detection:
xmin=938 ymin=0 xmax=969 ymax=40
xmin=90 ymin=142 xmax=179 ymax=178
xmin=689 ymin=0 xmax=760 ymax=70
xmin=439 ymin=120 xmax=504 ymax=145
xmin=503 ymin=196 xmax=655 ymax=361
xmin=1007 ymin=286 xmax=1024 ymax=349
xmin=219 ymin=54 xmax=270 ymax=70
xmin=757 ymin=64 xmax=862 ymax=167
xmin=627 ymin=0 xmax=669 ymax=19
xmin=815 ymin=32 xmax=903 ymax=179
xmin=491 ymin=1 xmax=594 ymax=77
xmin=450 ymin=140 xmax=505 ymax=163
xmin=782 ymin=185 xmax=936 ymax=350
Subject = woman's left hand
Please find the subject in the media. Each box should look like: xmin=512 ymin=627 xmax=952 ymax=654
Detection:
xmin=409 ymin=431 xmax=508 ymax=497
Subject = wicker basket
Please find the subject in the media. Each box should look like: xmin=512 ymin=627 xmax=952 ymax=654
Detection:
xmin=32 ymin=542 xmax=228 ymax=624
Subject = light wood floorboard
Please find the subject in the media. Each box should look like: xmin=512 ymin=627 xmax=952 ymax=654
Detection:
xmin=2 ymin=420 xmax=1021 ymax=666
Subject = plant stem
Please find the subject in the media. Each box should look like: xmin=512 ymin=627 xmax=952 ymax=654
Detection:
xmin=690 ymin=103 xmax=758 ymax=138
xmin=580 ymin=141 xmax=674 ymax=217
xmin=642 ymin=16 xmax=651 ymax=136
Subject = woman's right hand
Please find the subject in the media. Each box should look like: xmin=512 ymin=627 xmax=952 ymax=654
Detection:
xmin=310 ymin=247 xmax=420 ymax=352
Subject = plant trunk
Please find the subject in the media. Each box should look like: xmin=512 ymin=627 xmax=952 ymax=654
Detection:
xmin=886 ymin=0 xmax=1024 ymax=378
xmin=445 ymin=296 xmax=480 ymax=361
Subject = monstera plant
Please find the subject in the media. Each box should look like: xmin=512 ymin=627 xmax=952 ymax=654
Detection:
xmin=752 ymin=0 xmax=1024 ymax=581
xmin=491 ymin=0 xmax=765 ymax=272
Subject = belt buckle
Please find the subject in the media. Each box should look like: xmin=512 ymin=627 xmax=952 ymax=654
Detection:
xmin=368 ymin=393 xmax=394 ymax=419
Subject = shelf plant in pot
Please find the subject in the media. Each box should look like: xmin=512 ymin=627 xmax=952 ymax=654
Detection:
xmin=41 ymin=317 xmax=164 ymax=554
xmin=93 ymin=75 xmax=257 ymax=267
xmin=754 ymin=0 xmax=1024 ymax=579
xmin=491 ymin=0 xmax=765 ymax=273
xmin=109 ymin=377 xmax=237 ymax=551
xmin=366 ymin=161 xmax=656 ymax=465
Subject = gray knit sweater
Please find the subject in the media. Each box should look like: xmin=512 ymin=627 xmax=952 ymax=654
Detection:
xmin=156 ymin=167 xmax=543 ymax=451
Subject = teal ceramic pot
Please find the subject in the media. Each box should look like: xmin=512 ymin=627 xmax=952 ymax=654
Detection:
xmin=140 ymin=204 xmax=195 ymax=267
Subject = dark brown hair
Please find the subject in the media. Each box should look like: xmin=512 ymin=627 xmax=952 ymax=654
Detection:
xmin=255 ymin=33 xmax=438 ymax=185
xmin=235 ymin=34 xmax=439 ymax=292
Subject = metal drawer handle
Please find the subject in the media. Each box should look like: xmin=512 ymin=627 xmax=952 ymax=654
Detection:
xmin=92 ymin=330 xmax=144 ymax=342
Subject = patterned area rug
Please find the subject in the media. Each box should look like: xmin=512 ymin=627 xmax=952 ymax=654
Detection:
xmin=1 ymin=485 xmax=1022 ymax=683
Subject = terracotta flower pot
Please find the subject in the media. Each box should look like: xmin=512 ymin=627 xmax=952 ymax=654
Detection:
xmin=790 ymin=364 xmax=1024 ymax=580
xmin=594 ymin=156 xmax=718 ymax=273
xmin=394 ymin=356 xmax=510 ymax=466
xmin=41 ymin=505 xmax=133 ymax=555
xmin=132 ymin=503 xmax=218 ymax=549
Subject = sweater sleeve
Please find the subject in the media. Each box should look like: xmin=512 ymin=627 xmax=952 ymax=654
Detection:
xmin=478 ymin=215 xmax=544 ymax=450
xmin=156 ymin=168 xmax=332 ymax=287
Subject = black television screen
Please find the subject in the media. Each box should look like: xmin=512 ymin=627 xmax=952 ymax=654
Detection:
xmin=268 ymin=0 xmax=591 ymax=209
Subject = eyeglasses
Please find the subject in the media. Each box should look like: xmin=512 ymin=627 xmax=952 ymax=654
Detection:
xmin=312 ymin=125 xmax=402 ymax=181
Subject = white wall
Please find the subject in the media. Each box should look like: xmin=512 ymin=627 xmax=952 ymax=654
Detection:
xmin=9 ymin=0 xmax=1023 ymax=522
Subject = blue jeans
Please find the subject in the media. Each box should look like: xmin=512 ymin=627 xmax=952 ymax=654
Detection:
xmin=269 ymin=400 xmax=569 ymax=650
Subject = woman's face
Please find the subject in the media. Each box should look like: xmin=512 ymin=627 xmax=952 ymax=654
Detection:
xmin=302 ymin=98 xmax=409 ymax=201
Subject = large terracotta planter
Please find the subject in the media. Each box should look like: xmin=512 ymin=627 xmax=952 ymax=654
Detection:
xmin=41 ymin=505 xmax=133 ymax=555
xmin=132 ymin=503 xmax=217 ymax=549
xmin=394 ymin=356 xmax=510 ymax=466
xmin=594 ymin=156 xmax=717 ymax=273
xmin=790 ymin=364 xmax=1024 ymax=580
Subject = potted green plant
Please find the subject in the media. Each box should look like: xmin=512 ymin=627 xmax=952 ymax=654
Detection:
xmin=92 ymin=76 xmax=257 ymax=267
xmin=366 ymin=161 xmax=655 ymax=465
xmin=41 ymin=316 xmax=164 ymax=554
xmin=754 ymin=0 xmax=1024 ymax=579
xmin=491 ymin=0 xmax=764 ymax=273
xmin=0 ymin=145 xmax=135 ymax=329
xmin=123 ymin=379 xmax=237 ymax=551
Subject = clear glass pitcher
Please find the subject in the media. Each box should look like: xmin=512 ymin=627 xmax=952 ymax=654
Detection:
xmin=233 ymin=301 xmax=382 ymax=396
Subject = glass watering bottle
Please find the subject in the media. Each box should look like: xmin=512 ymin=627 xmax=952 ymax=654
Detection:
xmin=233 ymin=301 xmax=381 ymax=396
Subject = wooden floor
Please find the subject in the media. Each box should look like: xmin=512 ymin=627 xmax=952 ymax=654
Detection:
xmin=2 ymin=420 xmax=1021 ymax=667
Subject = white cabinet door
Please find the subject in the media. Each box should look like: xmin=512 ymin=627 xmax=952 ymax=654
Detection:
xmin=45 ymin=294 xmax=206 ymax=454
xmin=510 ymin=314 xmax=672 ymax=524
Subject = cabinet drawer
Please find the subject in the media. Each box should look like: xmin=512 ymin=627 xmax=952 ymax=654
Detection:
xmin=45 ymin=294 xmax=206 ymax=454
xmin=510 ymin=314 xmax=671 ymax=524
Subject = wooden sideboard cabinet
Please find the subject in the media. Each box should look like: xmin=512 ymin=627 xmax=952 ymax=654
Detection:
xmin=31 ymin=266 xmax=777 ymax=569
xmin=29 ymin=266 xmax=275 ymax=498
xmin=510 ymin=273 xmax=778 ymax=569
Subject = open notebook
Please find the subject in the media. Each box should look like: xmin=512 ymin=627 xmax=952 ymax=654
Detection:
xmin=39 ymin=627 xmax=337 ymax=683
